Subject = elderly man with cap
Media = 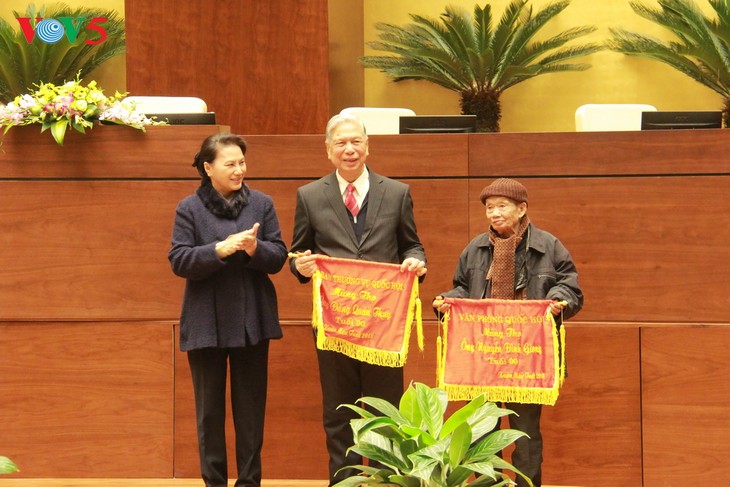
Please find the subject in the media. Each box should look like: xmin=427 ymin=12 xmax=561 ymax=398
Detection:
xmin=432 ymin=177 xmax=583 ymax=487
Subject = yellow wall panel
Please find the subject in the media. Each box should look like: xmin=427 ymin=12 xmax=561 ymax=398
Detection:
xmin=361 ymin=0 xmax=722 ymax=132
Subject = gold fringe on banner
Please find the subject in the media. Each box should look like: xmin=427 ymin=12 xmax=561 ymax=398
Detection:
xmin=559 ymin=322 xmax=567 ymax=387
xmin=415 ymin=292 xmax=423 ymax=351
xmin=436 ymin=335 xmax=443 ymax=386
xmin=311 ymin=268 xmax=422 ymax=367
xmin=312 ymin=271 xmax=324 ymax=348
xmin=436 ymin=311 xmax=449 ymax=393
xmin=437 ymin=308 xmax=565 ymax=406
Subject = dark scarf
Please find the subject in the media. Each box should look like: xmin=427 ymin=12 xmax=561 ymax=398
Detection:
xmin=196 ymin=178 xmax=249 ymax=219
xmin=487 ymin=216 xmax=530 ymax=299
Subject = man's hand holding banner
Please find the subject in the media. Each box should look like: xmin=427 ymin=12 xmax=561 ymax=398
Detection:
xmin=437 ymin=297 xmax=566 ymax=405
xmin=310 ymin=256 xmax=423 ymax=367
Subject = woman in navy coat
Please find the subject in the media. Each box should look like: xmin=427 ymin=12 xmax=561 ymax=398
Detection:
xmin=169 ymin=133 xmax=287 ymax=487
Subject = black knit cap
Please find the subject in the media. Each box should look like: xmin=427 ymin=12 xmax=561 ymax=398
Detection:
xmin=479 ymin=178 xmax=528 ymax=205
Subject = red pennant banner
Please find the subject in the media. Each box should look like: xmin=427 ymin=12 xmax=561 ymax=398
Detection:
xmin=311 ymin=256 xmax=422 ymax=367
xmin=438 ymin=298 xmax=564 ymax=405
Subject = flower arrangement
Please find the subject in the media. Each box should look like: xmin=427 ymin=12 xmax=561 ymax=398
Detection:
xmin=0 ymin=74 xmax=165 ymax=145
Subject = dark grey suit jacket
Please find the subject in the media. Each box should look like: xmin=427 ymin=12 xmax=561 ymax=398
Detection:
xmin=289 ymin=168 xmax=426 ymax=282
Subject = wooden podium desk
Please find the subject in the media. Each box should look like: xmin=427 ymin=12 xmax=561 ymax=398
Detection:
xmin=1 ymin=127 xmax=729 ymax=486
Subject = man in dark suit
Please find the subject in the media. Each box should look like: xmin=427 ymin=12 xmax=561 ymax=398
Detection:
xmin=289 ymin=113 xmax=427 ymax=486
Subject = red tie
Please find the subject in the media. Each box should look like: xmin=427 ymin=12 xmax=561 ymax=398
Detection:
xmin=344 ymin=183 xmax=359 ymax=217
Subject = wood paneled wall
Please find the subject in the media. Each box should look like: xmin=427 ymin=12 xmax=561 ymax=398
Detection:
xmin=0 ymin=321 xmax=174 ymax=477
xmin=124 ymin=0 xmax=330 ymax=135
xmin=2 ymin=126 xmax=730 ymax=487
xmin=640 ymin=325 xmax=730 ymax=485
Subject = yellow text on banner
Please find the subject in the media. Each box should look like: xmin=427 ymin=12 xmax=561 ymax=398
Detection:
xmin=311 ymin=256 xmax=422 ymax=367
xmin=437 ymin=297 xmax=565 ymax=405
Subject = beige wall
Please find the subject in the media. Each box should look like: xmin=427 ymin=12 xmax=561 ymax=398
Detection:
xmin=0 ymin=0 xmax=126 ymax=94
xmin=358 ymin=0 xmax=721 ymax=132
xmin=2 ymin=0 xmax=722 ymax=131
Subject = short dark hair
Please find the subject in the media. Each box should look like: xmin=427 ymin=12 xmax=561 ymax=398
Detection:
xmin=192 ymin=133 xmax=247 ymax=178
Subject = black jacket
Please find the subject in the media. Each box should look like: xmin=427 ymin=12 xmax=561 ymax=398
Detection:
xmin=440 ymin=223 xmax=583 ymax=320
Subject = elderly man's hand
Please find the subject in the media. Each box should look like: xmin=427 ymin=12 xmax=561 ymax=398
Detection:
xmin=401 ymin=257 xmax=426 ymax=276
xmin=549 ymin=300 xmax=568 ymax=316
xmin=432 ymin=296 xmax=450 ymax=314
xmin=292 ymin=250 xmax=317 ymax=278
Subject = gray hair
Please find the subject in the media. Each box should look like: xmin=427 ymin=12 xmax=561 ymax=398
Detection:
xmin=325 ymin=113 xmax=368 ymax=143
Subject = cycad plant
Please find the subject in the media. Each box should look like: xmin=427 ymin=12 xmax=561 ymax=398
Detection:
xmin=333 ymin=382 xmax=531 ymax=487
xmin=608 ymin=0 xmax=730 ymax=121
xmin=0 ymin=3 xmax=125 ymax=103
xmin=360 ymin=1 xmax=602 ymax=132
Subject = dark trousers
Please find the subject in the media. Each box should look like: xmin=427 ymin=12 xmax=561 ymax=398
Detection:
xmin=316 ymin=348 xmax=404 ymax=486
xmin=505 ymin=402 xmax=543 ymax=487
xmin=188 ymin=342 xmax=270 ymax=487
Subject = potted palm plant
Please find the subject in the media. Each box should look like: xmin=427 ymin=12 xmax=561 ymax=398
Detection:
xmin=360 ymin=1 xmax=602 ymax=132
xmin=608 ymin=0 xmax=730 ymax=123
xmin=333 ymin=382 xmax=532 ymax=487
xmin=0 ymin=3 xmax=125 ymax=103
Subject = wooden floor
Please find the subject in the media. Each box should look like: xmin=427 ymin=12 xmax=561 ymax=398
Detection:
xmin=0 ymin=480 xmax=327 ymax=487
xmin=0 ymin=480 xmax=581 ymax=487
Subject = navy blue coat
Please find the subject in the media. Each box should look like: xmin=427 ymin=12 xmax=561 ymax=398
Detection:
xmin=169 ymin=185 xmax=287 ymax=351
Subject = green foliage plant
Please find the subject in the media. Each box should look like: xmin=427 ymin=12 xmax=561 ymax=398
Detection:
xmin=360 ymin=1 xmax=602 ymax=132
xmin=0 ymin=456 xmax=19 ymax=475
xmin=0 ymin=3 xmax=126 ymax=103
xmin=333 ymin=382 xmax=532 ymax=487
xmin=608 ymin=0 xmax=730 ymax=121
